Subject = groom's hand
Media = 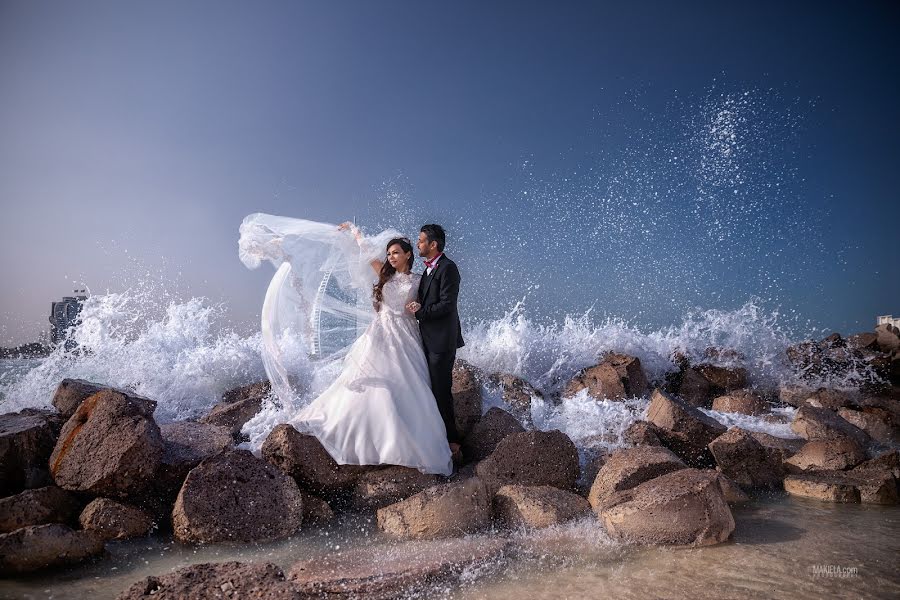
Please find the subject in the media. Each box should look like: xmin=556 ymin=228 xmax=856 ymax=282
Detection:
xmin=405 ymin=301 xmax=421 ymax=314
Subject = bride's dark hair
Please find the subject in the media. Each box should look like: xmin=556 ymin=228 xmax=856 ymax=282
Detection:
xmin=373 ymin=238 xmax=414 ymax=311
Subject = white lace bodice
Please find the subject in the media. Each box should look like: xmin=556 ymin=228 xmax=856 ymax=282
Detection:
xmin=378 ymin=272 xmax=420 ymax=317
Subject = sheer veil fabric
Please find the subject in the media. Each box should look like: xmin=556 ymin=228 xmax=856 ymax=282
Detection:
xmin=238 ymin=213 xmax=453 ymax=476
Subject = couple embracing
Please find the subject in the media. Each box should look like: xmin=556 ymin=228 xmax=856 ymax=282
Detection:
xmin=272 ymin=222 xmax=465 ymax=476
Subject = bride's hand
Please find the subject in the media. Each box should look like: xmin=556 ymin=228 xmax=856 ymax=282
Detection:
xmin=338 ymin=222 xmax=362 ymax=241
xmin=405 ymin=301 xmax=421 ymax=314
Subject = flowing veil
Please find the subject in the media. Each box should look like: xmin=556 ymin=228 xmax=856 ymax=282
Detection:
xmin=238 ymin=213 xmax=403 ymax=404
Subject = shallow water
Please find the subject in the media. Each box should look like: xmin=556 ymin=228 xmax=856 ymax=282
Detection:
xmin=1 ymin=494 xmax=897 ymax=600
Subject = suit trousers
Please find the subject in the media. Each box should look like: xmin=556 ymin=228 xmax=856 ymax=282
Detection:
xmin=425 ymin=348 xmax=460 ymax=443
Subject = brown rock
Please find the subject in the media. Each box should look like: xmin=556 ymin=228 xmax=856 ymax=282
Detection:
xmin=696 ymin=364 xmax=748 ymax=391
xmin=778 ymin=383 xmax=816 ymax=407
xmin=288 ymin=538 xmax=509 ymax=599
xmin=622 ymin=421 xmax=664 ymax=446
xmin=300 ymin=493 xmax=334 ymax=524
xmin=0 ymin=486 xmax=82 ymax=533
xmin=852 ymin=450 xmax=900 ymax=479
xmin=847 ymin=332 xmax=879 ymax=351
xmin=221 ymin=380 xmax=271 ymax=404
xmin=747 ymin=431 xmax=804 ymax=462
xmin=645 ymin=388 xmax=726 ymax=467
xmin=790 ymin=405 xmax=871 ymax=447
xmin=494 ymin=485 xmax=591 ymax=528
xmin=587 ymin=446 xmax=686 ymax=510
xmin=676 ymin=367 xmax=716 ymax=407
xmin=79 ymin=498 xmax=153 ymax=541
xmin=0 ymin=409 xmax=59 ymax=496
xmin=711 ymin=389 xmax=767 ymax=415
xmin=837 ymin=408 xmax=897 ymax=444
xmin=153 ymin=421 xmax=234 ymax=503
xmin=707 ymin=427 xmax=784 ymax=489
xmin=200 ymin=396 xmax=264 ymax=441
xmin=784 ymin=472 xmax=861 ymax=503
xmin=48 ymin=390 xmax=164 ymax=501
xmin=0 ymin=524 xmax=104 ymax=574
xmin=261 ymin=424 xmax=376 ymax=497
xmin=564 ymin=353 xmax=649 ymax=400
xmin=475 ymin=430 xmax=580 ymax=494
xmin=172 ymin=449 xmax=304 ymax=544
xmin=351 ymin=466 xmax=442 ymax=511
xmin=451 ymin=361 xmax=483 ymax=437
xmin=598 ymin=468 xmax=735 ymax=547
xmin=489 ymin=373 xmax=543 ymax=423
xmin=805 ymin=388 xmax=859 ymax=411
xmin=875 ymin=323 xmax=900 ymax=353
xmin=117 ymin=561 xmax=299 ymax=600
xmin=461 ymin=407 xmax=525 ymax=462
xmin=716 ymin=474 xmax=750 ymax=504
xmin=52 ymin=379 xmax=156 ymax=420
xmin=376 ymin=477 xmax=491 ymax=539
xmin=784 ymin=438 xmax=866 ymax=472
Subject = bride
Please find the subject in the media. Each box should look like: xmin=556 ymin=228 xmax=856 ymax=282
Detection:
xmin=238 ymin=214 xmax=454 ymax=476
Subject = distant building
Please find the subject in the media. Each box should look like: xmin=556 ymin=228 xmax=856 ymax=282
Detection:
xmin=49 ymin=289 xmax=88 ymax=347
xmin=877 ymin=315 xmax=900 ymax=329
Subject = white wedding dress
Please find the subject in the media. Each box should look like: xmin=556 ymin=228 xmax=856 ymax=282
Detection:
xmin=238 ymin=213 xmax=453 ymax=476
xmin=292 ymin=271 xmax=453 ymax=476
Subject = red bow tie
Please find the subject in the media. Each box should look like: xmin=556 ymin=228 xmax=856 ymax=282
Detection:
xmin=424 ymin=254 xmax=441 ymax=270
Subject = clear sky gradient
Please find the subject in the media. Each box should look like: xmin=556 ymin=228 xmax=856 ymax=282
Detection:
xmin=1 ymin=1 xmax=898 ymax=345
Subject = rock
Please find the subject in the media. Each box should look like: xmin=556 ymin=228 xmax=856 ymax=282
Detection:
xmin=172 ymin=449 xmax=304 ymax=544
xmin=695 ymin=364 xmax=748 ymax=391
xmin=52 ymin=379 xmax=156 ymax=420
xmin=875 ymin=323 xmax=900 ymax=353
xmin=154 ymin=421 xmax=234 ymax=503
xmin=587 ymin=446 xmax=686 ymax=510
xmin=563 ymin=353 xmax=649 ymax=400
xmin=858 ymin=394 xmax=900 ymax=428
xmin=784 ymin=438 xmax=866 ymax=472
xmin=376 ymin=477 xmax=491 ymax=539
xmin=288 ymin=538 xmax=510 ymax=599
xmin=676 ymin=367 xmax=716 ymax=407
xmin=716 ymin=474 xmax=750 ymax=504
xmin=48 ymin=390 xmax=164 ymax=501
xmin=117 ymin=561 xmax=299 ymax=600
xmin=790 ymin=405 xmax=871 ymax=448
xmin=261 ymin=424 xmax=377 ymax=498
xmin=79 ymin=498 xmax=153 ymax=541
xmin=804 ymin=388 xmax=859 ymax=411
xmin=451 ymin=361 xmax=484 ymax=437
xmin=493 ymin=485 xmax=591 ymax=528
xmin=854 ymin=470 xmax=898 ymax=504
xmin=597 ymin=468 xmax=735 ymax=547
xmin=707 ymin=427 xmax=784 ymax=490
xmin=645 ymin=388 xmax=726 ymax=467
xmin=837 ymin=408 xmax=897 ymax=444
xmin=300 ymin=493 xmax=334 ymax=524
xmin=783 ymin=471 xmax=860 ymax=503
xmin=475 ymin=430 xmax=580 ymax=494
xmin=577 ymin=450 xmax=609 ymax=496
xmin=0 ymin=409 xmax=59 ymax=496
xmin=488 ymin=373 xmax=543 ymax=423
xmin=351 ymin=465 xmax=442 ymax=511
xmin=200 ymin=397 xmax=264 ymax=441
xmin=221 ymin=380 xmax=271 ymax=404
xmin=847 ymin=332 xmax=879 ymax=351
xmin=0 ymin=486 xmax=82 ymax=533
xmin=747 ymin=431 xmax=804 ymax=462
xmin=778 ymin=383 xmax=816 ymax=407
xmin=0 ymin=524 xmax=104 ymax=574
xmin=622 ymin=421 xmax=664 ymax=446
xmin=711 ymin=389 xmax=767 ymax=415
xmin=460 ymin=407 xmax=525 ymax=462
xmin=852 ymin=450 xmax=900 ymax=479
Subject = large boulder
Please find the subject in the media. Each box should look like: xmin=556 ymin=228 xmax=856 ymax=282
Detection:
xmin=837 ymin=408 xmax=897 ymax=444
xmin=461 ymin=407 xmax=525 ymax=463
xmin=875 ymin=323 xmax=900 ymax=354
xmin=711 ymin=389 xmax=767 ymax=415
xmin=299 ymin=492 xmax=335 ymax=525
xmin=645 ymin=388 xmax=726 ymax=467
xmin=221 ymin=380 xmax=271 ymax=404
xmin=587 ymin=446 xmax=686 ymax=510
xmin=451 ymin=361 xmax=484 ymax=437
xmin=172 ymin=449 xmax=304 ymax=544
xmin=0 ymin=486 xmax=82 ymax=533
xmin=376 ymin=477 xmax=491 ymax=539
xmin=784 ymin=438 xmax=867 ymax=473
xmin=784 ymin=470 xmax=898 ymax=505
xmin=494 ymin=484 xmax=590 ymax=528
xmin=563 ymin=353 xmax=649 ymax=400
xmin=51 ymin=379 xmax=155 ymax=419
xmin=261 ymin=424 xmax=377 ymax=498
xmin=200 ymin=396 xmax=264 ymax=442
xmin=0 ymin=524 xmax=104 ymax=574
xmin=351 ymin=466 xmax=442 ymax=511
xmin=597 ymin=468 xmax=735 ymax=547
xmin=488 ymin=373 xmax=543 ymax=424
xmin=117 ymin=561 xmax=299 ymax=600
xmin=288 ymin=538 xmax=510 ymax=598
xmin=707 ymin=427 xmax=784 ymax=490
xmin=695 ymin=364 xmax=748 ymax=392
xmin=153 ymin=421 xmax=233 ymax=503
xmin=0 ymin=409 xmax=60 ymax=496
xmin=747 ymin=431 xmax=804 ymax=462
xmin=622 ymin=420 xmax=664 ymax=447
xmin=79 ymin=498 xmax=153 ymax=541
xmin=475 ymin=430 xmax=580 ymax=494
xmin=48 ymin=390 xmax=164 ymax=501
xmin=790 ymin=405 xmax=871 ymax=448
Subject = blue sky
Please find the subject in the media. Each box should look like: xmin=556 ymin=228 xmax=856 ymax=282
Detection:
xmin=1 ymin=1 xmax=898 ymax=345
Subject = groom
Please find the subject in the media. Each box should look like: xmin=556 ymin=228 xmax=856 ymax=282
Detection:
xmin=406 ymin=224 xmax=464 ymax=460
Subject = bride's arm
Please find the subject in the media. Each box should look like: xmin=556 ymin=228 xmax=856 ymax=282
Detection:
xmin=339 ymin=222 xmax=383 ymax=274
